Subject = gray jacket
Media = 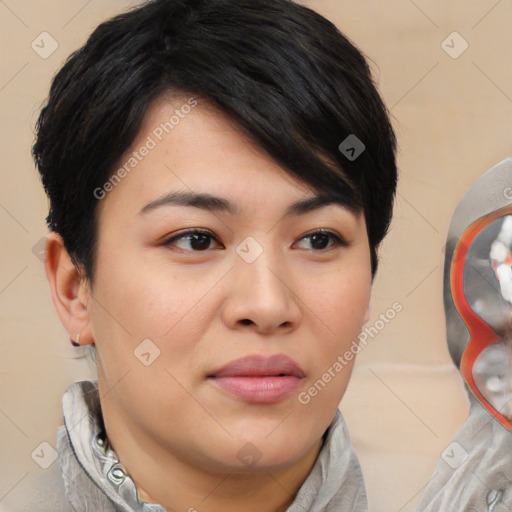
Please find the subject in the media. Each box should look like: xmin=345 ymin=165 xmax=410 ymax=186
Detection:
xmin=2 ymin=380 xmax=368 ymax=512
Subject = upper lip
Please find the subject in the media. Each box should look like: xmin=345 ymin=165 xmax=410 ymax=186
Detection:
xmin=209 ymin=354 xmax=305 ymax=378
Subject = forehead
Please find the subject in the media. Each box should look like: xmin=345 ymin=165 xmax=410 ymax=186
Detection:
xmin=95 ymin=94 xmax=360 ymax=225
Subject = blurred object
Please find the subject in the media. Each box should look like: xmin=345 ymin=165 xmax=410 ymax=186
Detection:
xmin=417 ymin=157 xmax=512 ymax=511
xmin=455 ymin=211 xmax=512 ymax=426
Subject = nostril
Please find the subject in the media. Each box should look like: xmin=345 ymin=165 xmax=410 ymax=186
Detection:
xmin=240 ymin=319 xmax=253 ymax=326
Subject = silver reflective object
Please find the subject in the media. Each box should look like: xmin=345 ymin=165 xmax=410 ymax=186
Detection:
xmin=417 ymin=157 xmax=512 ymax=512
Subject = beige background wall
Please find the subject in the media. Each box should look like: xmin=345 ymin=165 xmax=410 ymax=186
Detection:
xmin=1 ymin=1 xmax=511 ymax=511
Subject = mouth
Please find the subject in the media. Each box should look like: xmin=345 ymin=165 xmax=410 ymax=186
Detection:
xmin=207 ymin=354 xmax=305 ymax=404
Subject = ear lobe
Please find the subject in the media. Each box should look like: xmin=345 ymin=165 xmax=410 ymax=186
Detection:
xmin=44 ymin=232 xmax=94 ymax=346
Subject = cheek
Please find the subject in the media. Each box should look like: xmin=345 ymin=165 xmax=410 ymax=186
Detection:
xmin=309 ymin=266 xmax=371 ymax=342
xmin=88 ymin=246 xmax=226 ymax=370
xmin=299 ymin=261 xmax=370 ymax=404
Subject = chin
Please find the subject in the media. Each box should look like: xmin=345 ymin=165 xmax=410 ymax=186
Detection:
xmin=220 ymin=428 xmax=318 ymax=473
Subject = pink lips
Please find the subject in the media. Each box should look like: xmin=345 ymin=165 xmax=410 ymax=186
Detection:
xmin=208 ymin=354 xmax=305 ymax=404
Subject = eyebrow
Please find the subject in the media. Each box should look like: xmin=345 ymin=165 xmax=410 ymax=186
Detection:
xmin=139 ymin=191 xmax=352 ymax=217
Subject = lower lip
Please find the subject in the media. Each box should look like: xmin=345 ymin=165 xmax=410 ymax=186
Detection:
xmin=209 ymin=376 xmax=302 ymax=404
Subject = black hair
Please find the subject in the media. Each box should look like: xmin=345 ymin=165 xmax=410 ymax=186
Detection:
xmin=33 ymin=0 xmax=397 ymax=281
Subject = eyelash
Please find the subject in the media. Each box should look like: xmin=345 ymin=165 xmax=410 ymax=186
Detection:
xmin=161 ymin=229 xmax=348 ymax=252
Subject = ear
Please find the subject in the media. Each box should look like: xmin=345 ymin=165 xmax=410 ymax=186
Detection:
xmin=44 ymin=232 xmax=94 ymax=346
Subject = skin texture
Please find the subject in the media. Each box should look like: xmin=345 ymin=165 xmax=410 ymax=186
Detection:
xmin=45 ymin=94 xmax=372 ymax=512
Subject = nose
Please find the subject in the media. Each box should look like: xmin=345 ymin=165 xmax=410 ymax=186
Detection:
xmin=220 ymin=249 xmax=302 ymax=335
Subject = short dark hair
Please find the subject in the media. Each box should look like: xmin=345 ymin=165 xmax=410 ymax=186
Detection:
xmin=33 ymin=0 xmax=397 ymax=281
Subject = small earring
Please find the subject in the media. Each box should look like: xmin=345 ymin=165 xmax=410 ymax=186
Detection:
xmin=71 ymin=332 xmax=81 ymax=347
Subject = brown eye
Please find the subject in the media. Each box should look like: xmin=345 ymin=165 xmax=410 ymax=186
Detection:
xmin=163 ymin=230 xmax=223 ymax=252
xmin=294 ymin=230 xmax=348 ymax=251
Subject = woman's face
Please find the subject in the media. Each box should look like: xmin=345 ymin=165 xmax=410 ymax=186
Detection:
xmin=86 ymin=94 xmax=372 ymax=475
